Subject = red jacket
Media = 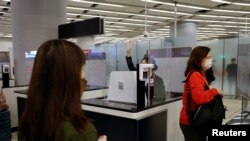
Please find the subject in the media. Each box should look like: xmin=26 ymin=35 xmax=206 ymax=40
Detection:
xmin=179 ymin=71 xmax=219 ymax=125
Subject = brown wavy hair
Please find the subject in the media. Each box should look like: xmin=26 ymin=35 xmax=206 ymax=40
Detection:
xmin=19 ymin=39 xmax=86 ymax=141
xmin=184 ymin=46 xmax=210 ymax=76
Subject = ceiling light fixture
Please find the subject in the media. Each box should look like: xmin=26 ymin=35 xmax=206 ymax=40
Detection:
xmin=105 ymin=28 xmax=132 ymax=32
xmin=211 ymin=0 xmax=250 ymax=6
xmin=105 ymin=25 xmax=127 ymax=28
xmin=213 ymin=9 xmax=250 ymax=14
xmin=185 ymin=19 xmax=250 ymax=24
xmin=228 ymin=32 xmax=239 ymax=34
xmin=0 ymin=6 xmax=9 ymax=9
xmin=3 ymin=34 xmax=12 ymax=38
xmin=148 ymin=9 xmax=192 ymax=16
xmin=105 ymin=21 xmax=150 ymax=27
xmin=124 ymin=18 xmax=163 ymax=23
xmin=208 ymin=25 xmax=250 ymax=28
xmin=156 ymin=29 xmax=170 ymax=31
xmin=197 ymin=15 xmax=250 ymax=20
xmin=210 ymin=0 xmax=231 ymax=4
xmin=178 ymin=4 xmax=210 ymax=10
xmin=70 ymin=0 xmax=125 ymax=8
xmin=198 ymin=27 xmax=226 ymax=30
xmin=143 ymin=0 xmax=209 ymax=10
xmin=67 ymin=7 xmax=172 ymax=20
xmin=233 ymin=3 xmax=250 ymax=6
xmin=67 ymin=12 xmax=163 ymax=23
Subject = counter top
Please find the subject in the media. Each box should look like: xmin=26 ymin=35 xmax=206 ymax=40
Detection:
xmin=14 ymin=85 xmax=108 ymax=94
xmin=14 ymin=85 xmax=181 ymax=113
xmin=82 ymin=96 xmax=181 ymax=113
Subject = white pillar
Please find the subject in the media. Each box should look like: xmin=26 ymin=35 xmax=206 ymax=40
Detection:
xmin=11 ymin=0 xmax=67 ymax=85
xmin=170 ymin=22 xmax=197 ymax=48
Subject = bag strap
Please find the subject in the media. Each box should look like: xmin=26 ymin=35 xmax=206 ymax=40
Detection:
xmin=184 ymin=71 xmax=210 ymax=117
xmin=183 ymin=71 xmax=195 ymax=116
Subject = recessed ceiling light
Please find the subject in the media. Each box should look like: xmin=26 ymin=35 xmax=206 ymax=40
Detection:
xmin=67 ymin=7 xmax=172 ymax=20
xmin=211 ymin=0 xmax=250 ymax=6
xmin=143 ymin=0 xmax=209 ymax=10
xmin=0 ymin=6 xmax=9 ymax=9
xmin=123 ymin=18 xmax=163 ymax=24
xmin=233 ymin=2 xmax=250 ymax=6
xmin=70 ymin=0 xmax=125 ymax=8
xmin=148 ymin=9 xmax=192 ymax=16
xmin=210 ymin=0 xmax=231 ymax=4
xmin=105 ymin=21 xmax=150 ymax=27
xmin=197 ymin=15 xmax=250 ymax=20
xmin=213 ymin=9 xmax=250 ymax=14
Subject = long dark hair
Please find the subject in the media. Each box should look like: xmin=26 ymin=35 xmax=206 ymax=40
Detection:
xmin=184 ymin=46 xmax=210 ymax=76
xmin=19 ymin=39 xmax=87 ymax=141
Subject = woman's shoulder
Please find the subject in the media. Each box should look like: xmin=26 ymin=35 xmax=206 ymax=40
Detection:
xmin=189 ymin=71 xmax=205 ymax=81
xmin=62 ymin=120 xmax=98 ymax=141
xmin=188 ymin=71 xmax=202 ymax=77
xmin=191 ymin=71 xmax=202 ymax=76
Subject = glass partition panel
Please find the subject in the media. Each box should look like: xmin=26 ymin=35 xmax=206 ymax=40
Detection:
xmin=227 ymin=33 xmax=250 ymax=125
xmin=85 ymin=48 xmax=107 ymax=87
xmin=148 ymin=46 xmax=171 ymax=100
xmin=137 ymin=40 xmax=150 ymax=61
xmin=223 ymin=38 xmax=238 ymax=98
xmin=102 ymin=43 xmax=117 ymax=86
xmin=238 ymin=33 xmax=250 ymax=114
xmin=149 ymin=38 xmax=162 ymax=50
xmin=116 ymin=42 xmax=133 ymax=71
xmin=148 ymin=37 xmax=191 ymax=101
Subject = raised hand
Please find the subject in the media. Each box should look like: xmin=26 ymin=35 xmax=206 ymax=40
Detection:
xmin=127 ymin=41 xmax=133 ymax=57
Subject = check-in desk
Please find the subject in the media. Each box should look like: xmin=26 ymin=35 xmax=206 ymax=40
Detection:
xmin=15 ymin=88 xmax=183 ymax=141
xmin=83 ymin=97 xmax=181 ymax=141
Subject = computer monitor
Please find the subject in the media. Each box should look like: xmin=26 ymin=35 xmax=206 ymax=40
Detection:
xmin=107 ymin=71 xmax=137 ymax=104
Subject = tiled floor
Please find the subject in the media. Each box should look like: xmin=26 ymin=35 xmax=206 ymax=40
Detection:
xmin=10 ymin=98 xmax=245 ymax=141
xmin=222 ymin=98 xmax=243 ymax=124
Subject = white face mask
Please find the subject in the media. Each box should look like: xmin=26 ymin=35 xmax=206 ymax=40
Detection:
xmin=204 ymin=58 xmax=212 ymax=70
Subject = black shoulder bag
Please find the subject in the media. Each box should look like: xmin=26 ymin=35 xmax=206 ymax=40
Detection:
xmin=185 ymin=71 xmax=225 ymax=130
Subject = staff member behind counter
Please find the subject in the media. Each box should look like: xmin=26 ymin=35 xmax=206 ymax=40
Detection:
xmin=125 ymin=41 xmax=158 ymax=104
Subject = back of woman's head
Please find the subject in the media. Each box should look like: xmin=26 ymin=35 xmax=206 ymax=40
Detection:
xmin=19 ymin=39 xmax=87 ymax=141
xmin=185 ymin=46 xmax=210 ymax=76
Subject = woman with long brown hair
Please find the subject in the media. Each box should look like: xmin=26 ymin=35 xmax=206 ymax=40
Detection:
xmin=18 ymin=39 xmax=101 ymax=141
xmin=179 ymin=46 xmax=224 ymax=141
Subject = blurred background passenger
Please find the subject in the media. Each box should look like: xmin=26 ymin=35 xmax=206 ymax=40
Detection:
xmin=226 ymin=58 xmax=237 ymax=95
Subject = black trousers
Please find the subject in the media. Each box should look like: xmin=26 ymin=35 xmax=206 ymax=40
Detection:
xmin=180 ymin=123 xmax=207 ymax=141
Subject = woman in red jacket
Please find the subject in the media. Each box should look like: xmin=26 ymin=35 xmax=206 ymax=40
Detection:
xmin=179 ymin=46 xmax=223 ymax=141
